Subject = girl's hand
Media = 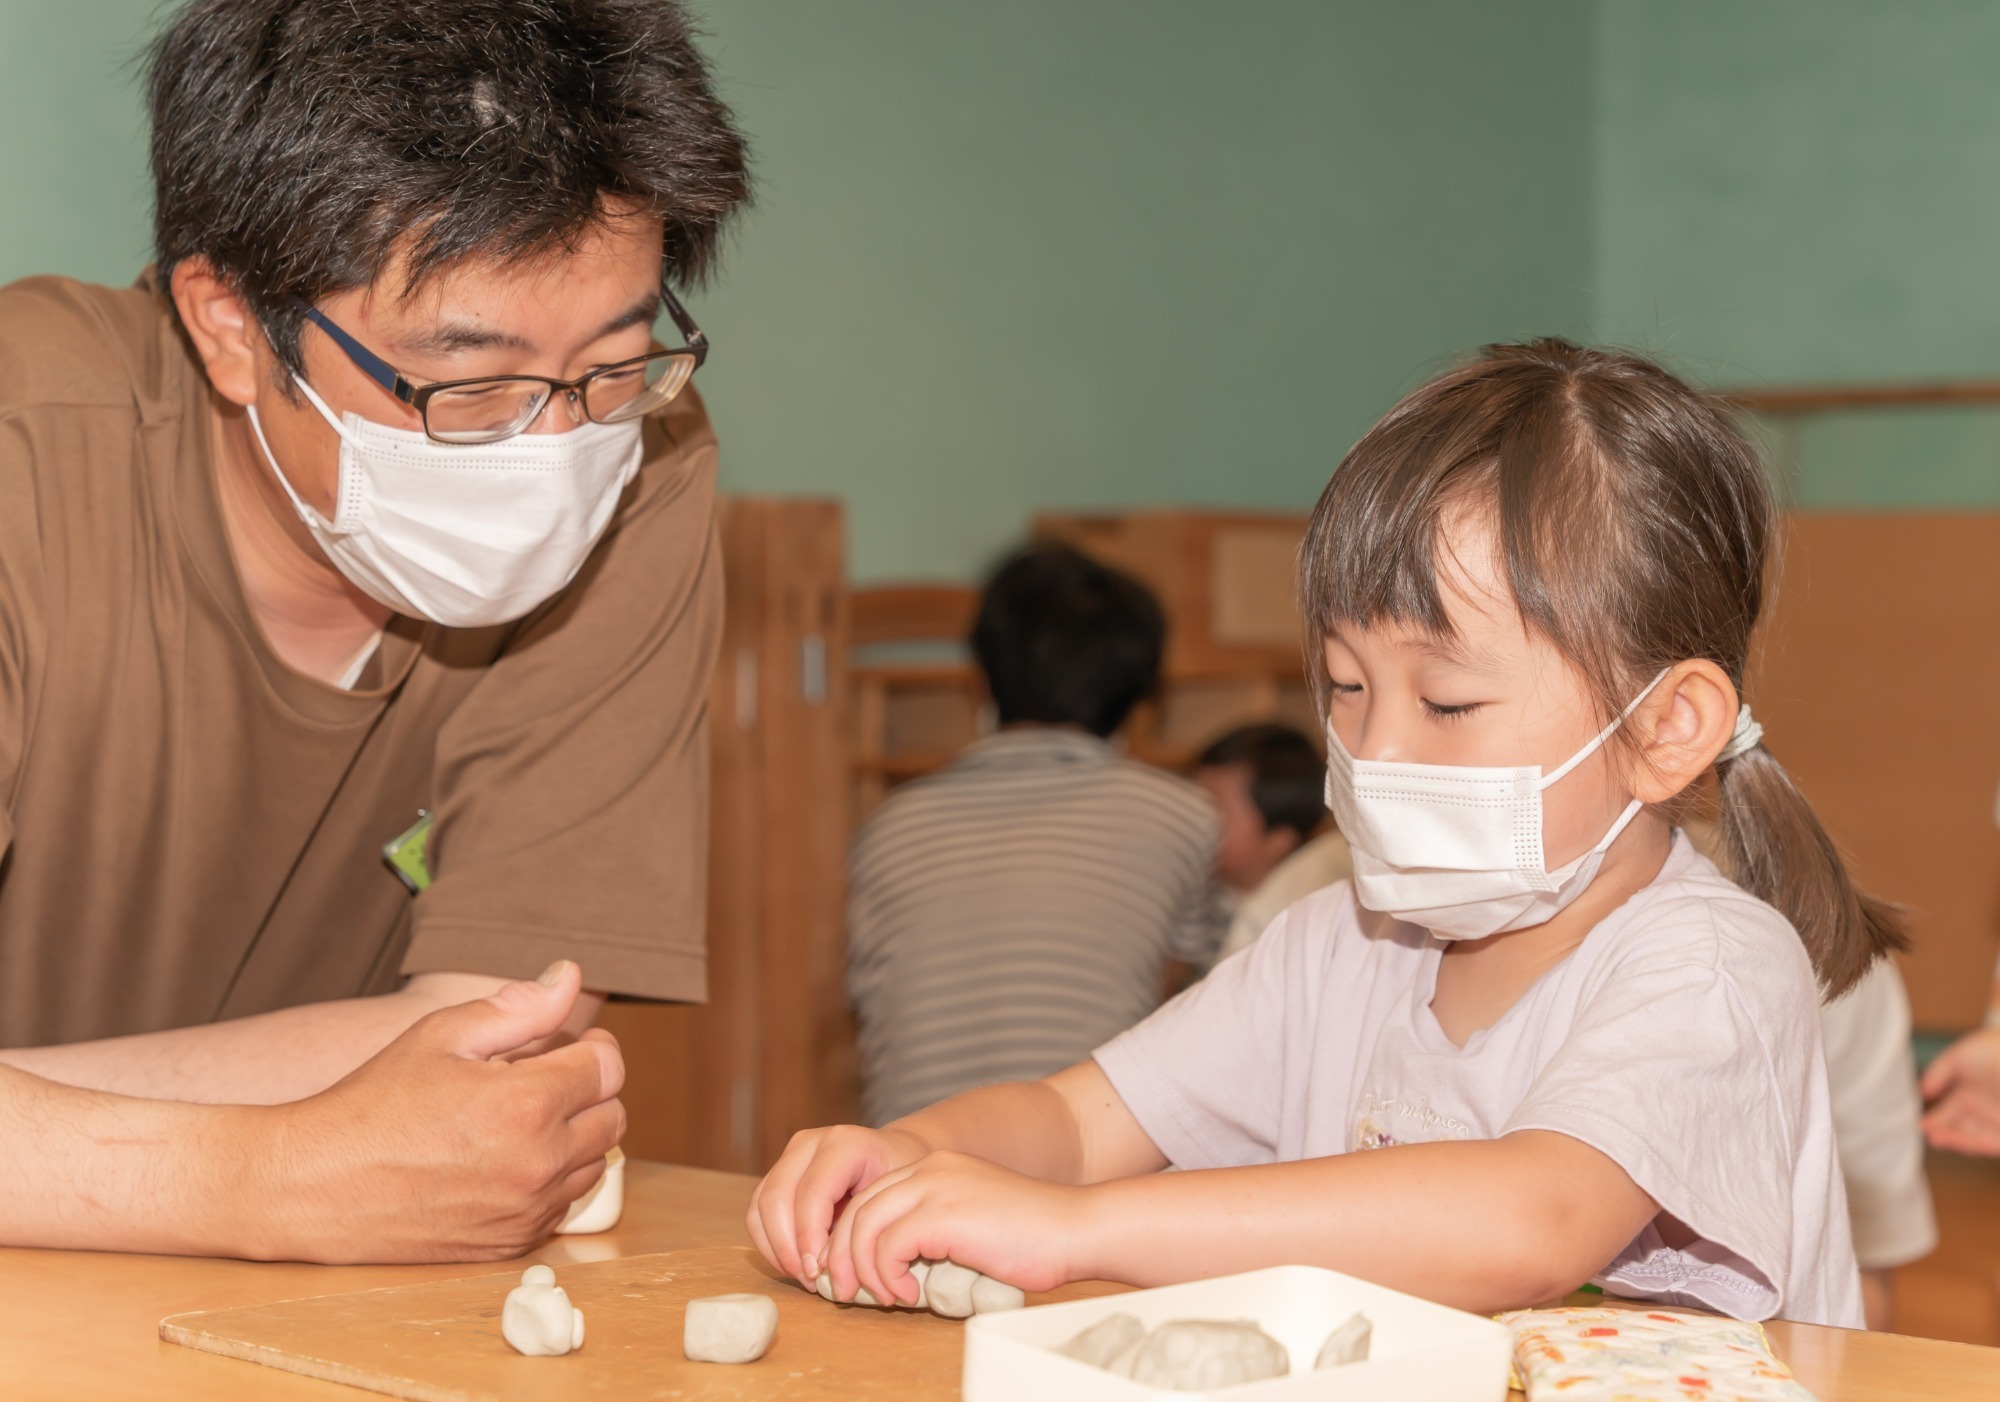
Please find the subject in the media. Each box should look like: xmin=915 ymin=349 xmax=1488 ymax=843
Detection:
xmin=827 ymin=1149 xmax=1093 ymax=1307
xmin=746 ymin=1124 xmax=932 ymax=1286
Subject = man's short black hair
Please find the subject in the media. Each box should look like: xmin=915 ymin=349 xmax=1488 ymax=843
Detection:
xmin=969 ymin=542 xmax=1165 ymax=738
xmin=1197 ymin=723 xmax=1327 ymax=841
xmin=146 ymin=0 xmax=751 ymax=376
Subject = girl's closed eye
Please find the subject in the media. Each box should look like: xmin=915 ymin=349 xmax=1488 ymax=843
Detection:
xmin=1421 ymin=697 xmax=1485 ymax=720
xmin=1328 ymin=680 xmax=1364 ymax=698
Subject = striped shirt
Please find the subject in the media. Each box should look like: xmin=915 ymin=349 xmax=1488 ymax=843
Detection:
xmin=848 ymin=728 xmax=1219 ymax=1126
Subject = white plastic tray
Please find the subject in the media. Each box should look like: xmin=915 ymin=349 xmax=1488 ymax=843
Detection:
xmin=962 ymin=1265 xmax=1513 ymax=1402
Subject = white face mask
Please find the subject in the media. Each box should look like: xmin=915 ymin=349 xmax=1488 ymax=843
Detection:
xmin=1323 ymin=670 xmax=1667 ymax=941
xmin=246 ymin=377 xmax=644 ymax=627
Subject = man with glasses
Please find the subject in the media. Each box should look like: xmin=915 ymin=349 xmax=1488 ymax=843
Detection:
xmin=0 ymin=0 xmax=747 ymax=1261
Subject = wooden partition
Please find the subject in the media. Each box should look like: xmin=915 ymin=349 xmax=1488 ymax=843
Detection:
xmin=600 ymin=497 xmax=858 ymax=1174
xmin=1033 ymin=511 xmax=1319 ymax=768
xmin=1745 ymin=513 xmax=2000 ymax=1030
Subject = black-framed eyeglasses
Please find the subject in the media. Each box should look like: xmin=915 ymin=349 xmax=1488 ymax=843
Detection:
xmin=296 ymin=288 xmax=709 ymax=445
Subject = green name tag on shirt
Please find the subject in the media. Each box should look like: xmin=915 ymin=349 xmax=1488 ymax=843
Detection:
xmin=383 ymin=810 xmax=434 ymax=893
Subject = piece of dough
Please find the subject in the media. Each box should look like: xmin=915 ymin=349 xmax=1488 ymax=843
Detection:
xmin=814 ymin=1271 xmax=887 ymax=1307
xmin=811 ymin=1258 xmax=1018 ymax=1317
xmin=969 ymin=1273 xmax=1026 ymax=1314
xmin=1056 ymin=1313 xmax=1148 ymax=1370
xmin=1127 ymin=1320 xmax=1289 ymax=1391
xmin=501 ymin=1265 xmax=586 ymax=1357
xmin=922 ymin=1260 xmax=979 ymax=1318
xmin=1315 ymin=1310 xmax=1372 ymax=1369
xmin=557 ymin=1145 xmax=625 ymax=1234
xmin=684 ymin=1293 xmax=779 ymax=1364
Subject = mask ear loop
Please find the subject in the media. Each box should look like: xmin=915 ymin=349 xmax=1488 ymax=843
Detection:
xmin=244 ymin=377 xmax=357 ymax=533
xmin=1535 ymin=667 xmax=1672 ymax=791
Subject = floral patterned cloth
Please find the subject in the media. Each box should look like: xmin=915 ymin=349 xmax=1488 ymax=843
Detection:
xmin=1497 ymin=1306 xmax=1817 ymax=1401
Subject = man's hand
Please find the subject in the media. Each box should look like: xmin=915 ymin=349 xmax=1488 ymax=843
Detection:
xmin=746 ymin=1124 xmax=932 ymax=1289
xmin=253 ymin=959 xmax=626 ymax=1262
xmin=0 ymin=968 xmax=606 ymax=1106
xmin=1922 ymin=1025 xmax=2000 ymax=1156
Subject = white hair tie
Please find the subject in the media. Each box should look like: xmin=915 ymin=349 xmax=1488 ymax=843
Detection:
xmin=1718 ymin=703 xmax=1764 ymax=764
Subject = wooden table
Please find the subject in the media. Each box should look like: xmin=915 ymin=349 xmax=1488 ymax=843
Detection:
xmin=5 ymin=1160 xmax=1999 ymax=1399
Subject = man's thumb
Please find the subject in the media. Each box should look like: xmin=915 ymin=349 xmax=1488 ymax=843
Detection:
xmin=430 ymin=960 xmax=582 ymax=1061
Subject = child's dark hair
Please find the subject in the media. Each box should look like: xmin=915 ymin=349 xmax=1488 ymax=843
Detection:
xmin=1197 ymin=723 xmax=1328 ymax=842
xmin=970 ymin=542 xmax=1165 ymax=738
xmin=1299 ymin=337 xmax=1903 ymax=998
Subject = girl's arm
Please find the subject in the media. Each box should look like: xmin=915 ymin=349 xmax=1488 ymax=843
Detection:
xmin=828 ymin=1127 xmax=1658 ymax=1315
xmin=746 ymin=1061 xmax=1161 ymax=1285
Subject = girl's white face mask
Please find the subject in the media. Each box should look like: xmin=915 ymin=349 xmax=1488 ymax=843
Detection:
xmin=1323 ymin=670 xmax=1667 ymax=941
xmin=247 ymin=376 xmax=644 ymax=628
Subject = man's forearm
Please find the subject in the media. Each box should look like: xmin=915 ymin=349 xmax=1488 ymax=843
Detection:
xmin=0 ymin=1063 xmax=269 ymax=1255
xmin=0 ymin=973 xmax=605 ymax=1104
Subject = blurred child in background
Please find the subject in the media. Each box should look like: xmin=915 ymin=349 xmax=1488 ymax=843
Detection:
xmin=845 ymin=543 xmax=1218 ymax=1127
xmin=1194 ymin=722 xmax=1351 ymax=967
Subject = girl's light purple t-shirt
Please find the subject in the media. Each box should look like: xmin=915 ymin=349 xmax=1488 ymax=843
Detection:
xmin=1093 ymin=834 xmax=1866 ymax=1329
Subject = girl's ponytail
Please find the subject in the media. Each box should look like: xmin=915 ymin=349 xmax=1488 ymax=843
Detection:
xmin=1713 ymin=738 xmax=1907 ymax=1000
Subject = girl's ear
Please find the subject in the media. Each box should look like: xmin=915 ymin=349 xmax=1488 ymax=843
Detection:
xmin=1626 ymin=660 xmax=1738 ymax=804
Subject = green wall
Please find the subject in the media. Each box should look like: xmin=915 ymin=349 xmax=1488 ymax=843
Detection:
xmin=3 ymin=1 xmax=1993 ymax=576
xmin=0 ymin=2 xmax=157 ymax=288
xmin=0 ymin=1 xmax=1595 ymax=580
xmin=687 ymin=1 xmax=1594 ymax=578
xmin=1594 ymin=0 xmax=2000 ymax=508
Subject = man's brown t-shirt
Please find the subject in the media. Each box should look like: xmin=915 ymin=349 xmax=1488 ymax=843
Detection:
xmin=0 ymin=276 xmax=719 ymax=1047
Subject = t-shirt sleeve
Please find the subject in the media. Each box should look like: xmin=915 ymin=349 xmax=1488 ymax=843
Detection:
xmin=399 ymin=403 xmax=722 ymax=1000
xmin=1500 ymin=911 xmax=1834 ymax=1323
xmin=1094 ymin=900 xmax=1302 ymax=1168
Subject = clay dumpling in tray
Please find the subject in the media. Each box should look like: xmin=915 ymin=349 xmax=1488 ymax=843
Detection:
xmin=960 ymin=1264 xmax=1514 ymax=1400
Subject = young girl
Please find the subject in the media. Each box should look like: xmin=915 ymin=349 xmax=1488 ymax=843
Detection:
xmin=748 ymin=340 xmax=1900 ymax=1330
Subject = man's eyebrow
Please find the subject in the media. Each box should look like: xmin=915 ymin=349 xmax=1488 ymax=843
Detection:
xmin=592 ymin=293 xmax=663 ymax=341
xmin=401 ymin=294 xmax=662 ymax=358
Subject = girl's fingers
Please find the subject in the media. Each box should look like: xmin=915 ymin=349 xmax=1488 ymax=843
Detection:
xmin=872 ymin=1198 xmax=943 ymax=1306
xmin=745 ymin=1194 xmax=780 ymax=1275
xmin=793 ymin=1136 xmax=879 ymax=1282
xmin=828 ymin=1162 xmax=917 ymax=1303
xmin=844 ymin=1175 xmax=916 ymax=1307
xmin=753 ymin=1138 xmax=820 ymax=1282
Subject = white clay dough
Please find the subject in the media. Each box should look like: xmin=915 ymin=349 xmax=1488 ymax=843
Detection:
xmin=684 ymin=1292 xmax=779 ymax=1364
xmin=922 ymin=1260 xmax=979 ymax=1318
xmin=815 ymin=1270 xmax=887 ymax=1307
xmin=1126 ymin=1320 xmax=1289 ymax=1391
xmin=811 ymin=1258 xmax=1020 ymax=1318
xmin=969 ymin=1273 xmax=1026 ymax=1314
xmin=1315 ymin=1310 xmax=1372 ymax=1369
xmin=1056 ymin=1313 xmax=1148 ymax=1371
xmin=556 ymin=1145 xmax=625 ymax=1234
xmin=501 ymin=1265 xmax=586 ymax=1357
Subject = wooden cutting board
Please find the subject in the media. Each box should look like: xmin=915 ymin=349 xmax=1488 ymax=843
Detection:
xmin=160 ymin=1245 xmax=1116 ymax=1401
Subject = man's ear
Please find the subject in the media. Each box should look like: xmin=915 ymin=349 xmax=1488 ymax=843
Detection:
xmin=169 ymin=258 xmax=263 ymax=407
xmin=1626 ymin=659 xmax=1738 ymax=805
